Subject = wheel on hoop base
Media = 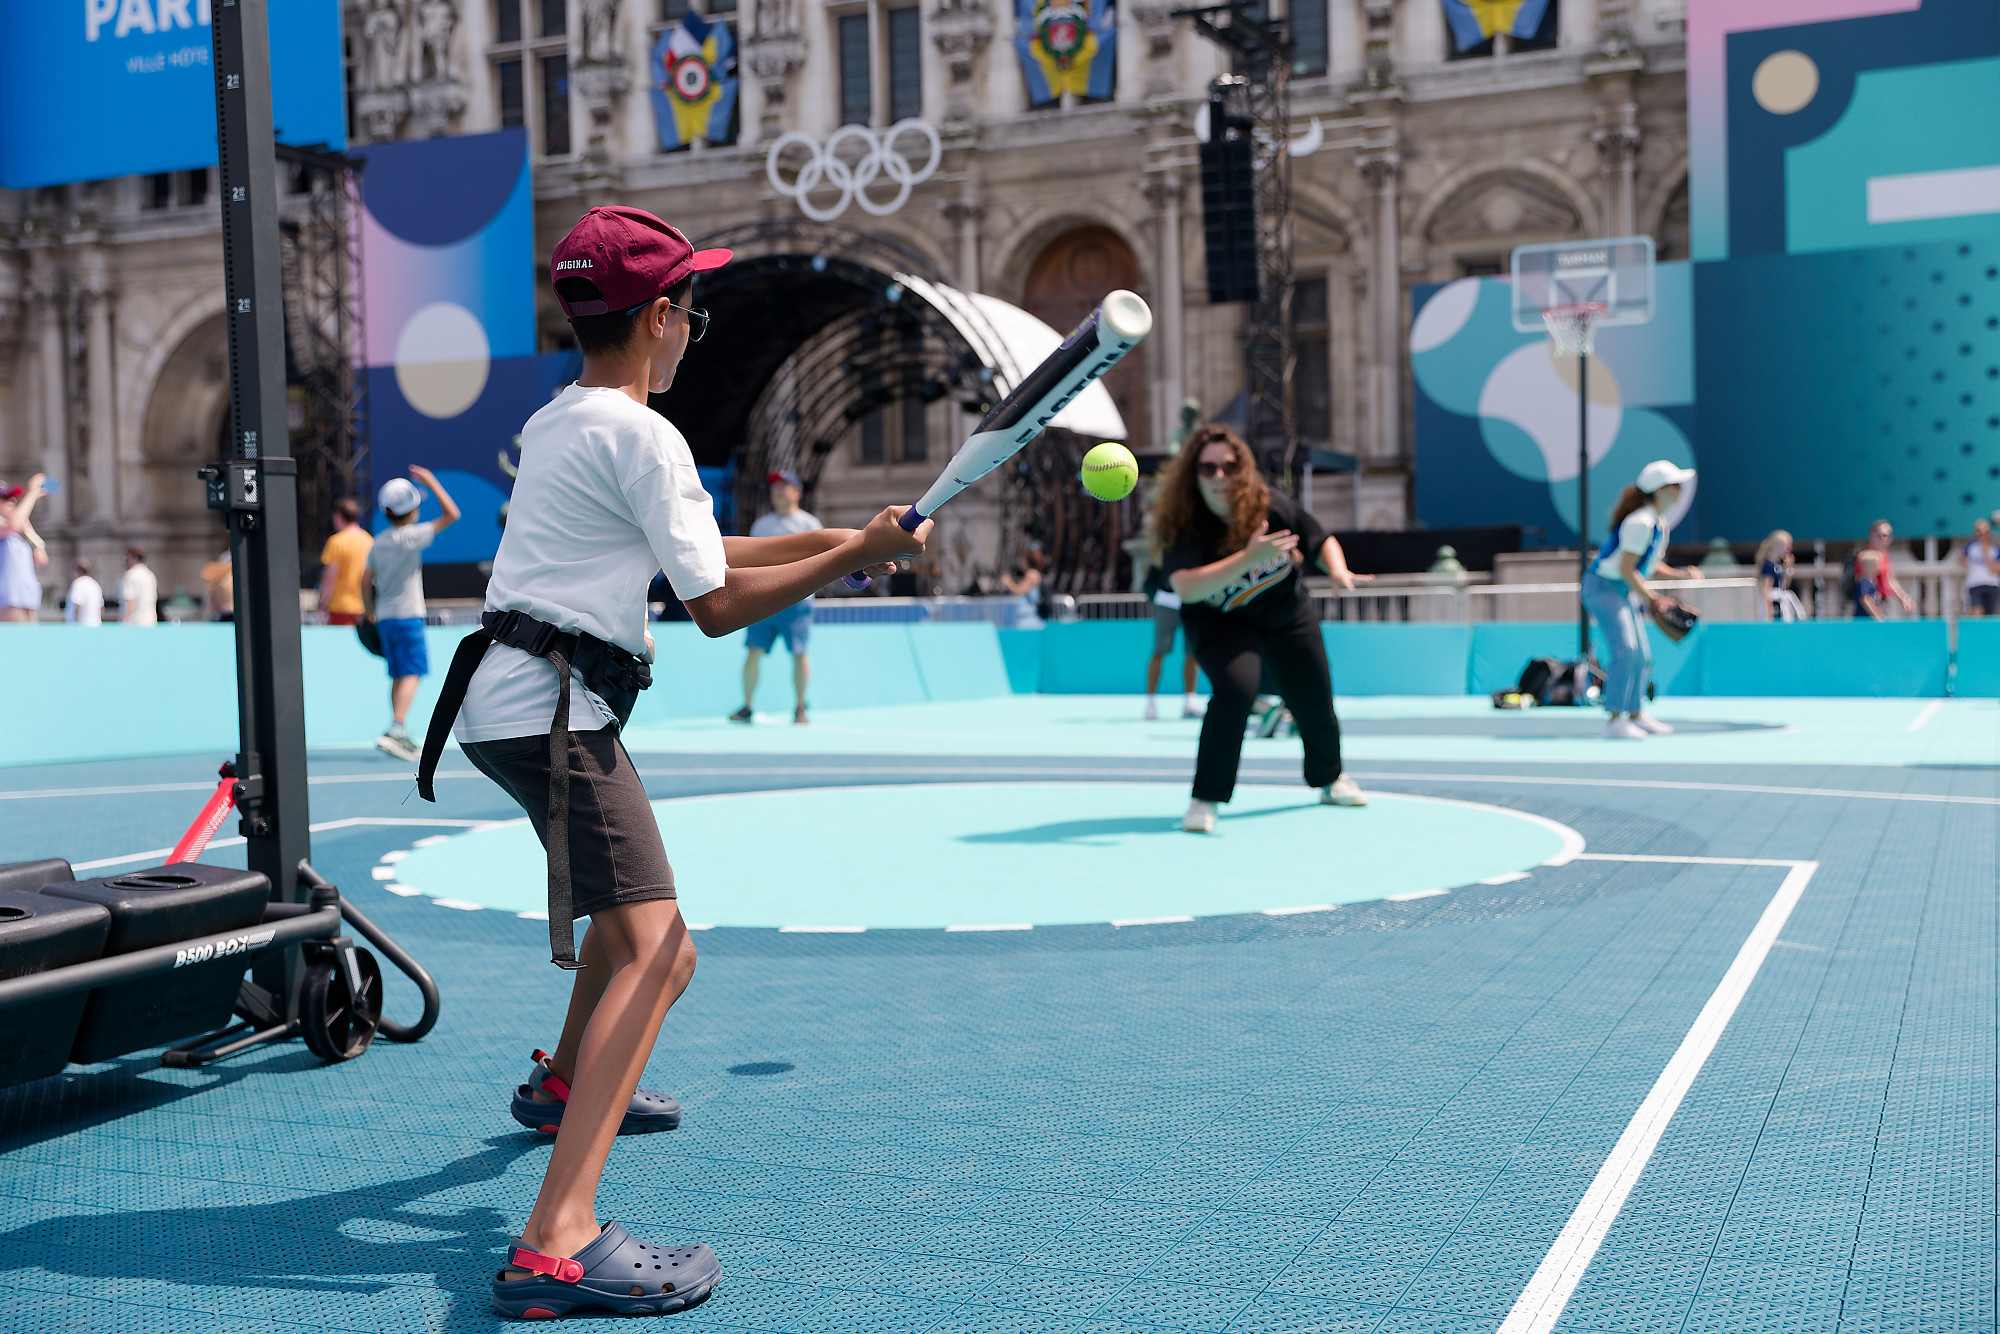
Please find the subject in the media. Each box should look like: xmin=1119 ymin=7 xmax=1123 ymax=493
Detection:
xmin=300 ymin=944 xmax=382 ymax=1062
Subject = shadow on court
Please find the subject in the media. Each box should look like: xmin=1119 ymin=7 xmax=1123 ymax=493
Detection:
xmin=957 ymin=803 xmax=1310 ymax=845
xmin=0 ymin=1135 xmax=541 ymax=1322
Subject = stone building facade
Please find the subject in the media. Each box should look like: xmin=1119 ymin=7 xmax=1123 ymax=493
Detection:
xmin=0 ymin=0 xmax=1689 ymax=608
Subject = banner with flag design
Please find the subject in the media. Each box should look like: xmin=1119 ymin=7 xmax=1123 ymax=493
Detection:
xmin=1013 ymin=0 xmax=1116 ymax=106
xmin=649 ymin=9 xmax=738 ymax=150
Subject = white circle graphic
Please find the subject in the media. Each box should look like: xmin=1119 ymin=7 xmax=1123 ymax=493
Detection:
xmin=1753 ymin=51 xmax=1819 ymax=115
xmin=394 ymin=301 xmax=491 ymax=420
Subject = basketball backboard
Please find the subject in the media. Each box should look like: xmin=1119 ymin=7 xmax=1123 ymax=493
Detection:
xmin=1509 ymin=235 xmax=1656 ymax=331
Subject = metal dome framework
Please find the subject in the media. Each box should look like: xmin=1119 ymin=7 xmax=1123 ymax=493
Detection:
xmin=658 ymin=220 xmax=1136 ymax=589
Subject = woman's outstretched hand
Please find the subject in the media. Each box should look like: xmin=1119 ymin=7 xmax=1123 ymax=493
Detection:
xmin=1242 ymin=522 xmax=1299 ymax=567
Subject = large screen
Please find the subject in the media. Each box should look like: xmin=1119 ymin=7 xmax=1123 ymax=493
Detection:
xmin=0 ymin=0 xmax=346 ymax=189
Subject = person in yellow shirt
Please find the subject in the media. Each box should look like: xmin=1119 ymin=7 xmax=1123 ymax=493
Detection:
xmin=318 ymin=497 xmax=373 ymax=625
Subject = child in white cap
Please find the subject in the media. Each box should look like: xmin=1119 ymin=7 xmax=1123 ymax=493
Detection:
xmin=364 ymin=466 xmax=459 ymax=759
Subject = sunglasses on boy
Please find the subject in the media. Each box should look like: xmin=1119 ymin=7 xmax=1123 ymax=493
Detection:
xmin=1197 ymin=460 xmax=1240 ymax=479
xmin=623 ymin=295 xmax=710 ymax=342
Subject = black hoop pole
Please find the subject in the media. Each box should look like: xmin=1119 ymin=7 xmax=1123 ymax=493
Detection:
xmin=210 ymin=0 xmax=313 ymax=1008
xmin=1578 ymin=349 xmax=1590 ymax=662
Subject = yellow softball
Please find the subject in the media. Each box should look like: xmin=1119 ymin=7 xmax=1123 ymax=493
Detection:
xmin=1080 ymin=442 xmax=1139 ymax=501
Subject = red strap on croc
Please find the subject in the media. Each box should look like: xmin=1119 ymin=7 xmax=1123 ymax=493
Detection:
xmin=510 ymin=1245 xmax=584 ymax=1284
xmin=532 ymin=1050 xmax=572 ymax=1102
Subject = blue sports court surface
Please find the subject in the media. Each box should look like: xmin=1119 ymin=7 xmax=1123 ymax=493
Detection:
xmin=1 ymin=692 xmax=1995 ymax=1333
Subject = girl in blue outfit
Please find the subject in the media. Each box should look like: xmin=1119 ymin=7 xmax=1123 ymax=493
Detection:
xmin=1581 ymin=460 xmax=1704 ymax=739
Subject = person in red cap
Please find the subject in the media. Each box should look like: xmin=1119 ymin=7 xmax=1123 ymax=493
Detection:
xmin=729 ymin=467 xmax=821 ymax=724
xmin=415 ymin=205 xmax=931 ymax=1319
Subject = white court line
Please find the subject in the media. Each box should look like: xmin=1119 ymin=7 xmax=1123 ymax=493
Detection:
xmin=1263 ymin=903 xmax=1336 ymax=917
xmin=1906 ymin=700 xmax=1943 ymax=732
xmin=1112 ymin=915 xmax=1195 ymax=927
xmin=1384 ymin=887 xmax=1449 ymax=902
xmin=68 ymin=817 xmax=496 ymax=872
xmin=778 ymin=924 xmax=865 ymax=933
xmin=1354 ymin=770 xmax=2000 ymax=808
xmin=1481 ymin=871 xmax=1532 ymax=885
xmin=945 ymin=923 xmax=1034 ymax=932
xmin=1495 ymin=855 xmax=1818 ymax=1334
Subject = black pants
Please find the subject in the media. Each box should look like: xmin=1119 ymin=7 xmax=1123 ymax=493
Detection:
xmin=1189 ymin=600 xmax=1344 ymax=803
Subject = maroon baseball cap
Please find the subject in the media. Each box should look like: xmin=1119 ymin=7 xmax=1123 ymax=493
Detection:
xmin=550 ymin=206 xmax=731 ymax=316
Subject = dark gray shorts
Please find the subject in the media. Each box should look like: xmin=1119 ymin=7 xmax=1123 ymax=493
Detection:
xmin=1152 ymin=602 xmax=1182 ymax=656
xmin=462 ymin=729 xmax=675 ymax=919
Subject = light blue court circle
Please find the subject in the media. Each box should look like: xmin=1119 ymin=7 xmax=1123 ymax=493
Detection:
xmin=390 ymin=783 xmax=1581 ymax=930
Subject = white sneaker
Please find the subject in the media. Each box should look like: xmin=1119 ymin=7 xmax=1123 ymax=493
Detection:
xmin=1182 ymin=799 xmax=1217 ymax=833
xmin=1320 ymin=775 xmax=1367 ymax=806
xmin=1632 ymin=714 xmax=1675 ymax=735
xmin=1604 ymin=718 xmax=1647 ymax=740
xmin=1144 ymin=697 xmax=1159 ymax=721
xmin=376 ymin=729 xmax=421 ymax=762
xmin=1182 ymin=695 xmax=1206 ymax=720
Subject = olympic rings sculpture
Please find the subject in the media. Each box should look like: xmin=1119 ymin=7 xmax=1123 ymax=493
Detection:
xmin=765 ymin=119 xmax=943 ymax=222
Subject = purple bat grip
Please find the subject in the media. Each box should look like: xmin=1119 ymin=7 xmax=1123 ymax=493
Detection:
xmin=841 ymin=505 xmax=928 ymax=590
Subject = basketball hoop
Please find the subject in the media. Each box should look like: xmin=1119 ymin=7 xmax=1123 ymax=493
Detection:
xmin=1541 ymin=302 xmax=1607 ymax=358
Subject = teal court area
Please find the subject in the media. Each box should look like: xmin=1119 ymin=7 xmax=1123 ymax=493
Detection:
xmin=0 ymin=663 xmax=1995 ymax=1332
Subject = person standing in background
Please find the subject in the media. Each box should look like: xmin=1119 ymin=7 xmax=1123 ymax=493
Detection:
xmin=1856 ymin=520 xmax=1916 ymax=616
xmin=201 ymin=550 xmax=235 ymax=621
xmin=1582 ymin=459 xmax=1703 ymax=739
xmin=1957 ymin=517 xmax=1998 ymax=617
xmin=364 ymin=467 xmax=459 ymax=760
xmin=318 ymin=498 xmax=374 ymax=625
xmin=64 ymin=559 xmax=104 ymax=625
xmin=729 ymin=470 xmax=822 ymax=725
xmin=1854 ymin=549 xmax=1887 ymax=620
xmin=1141 ymin=564 xmax=1203 ymax=720
xmin=0 ymin=476 xmax=48 ymax=623
xmin=119 ymin=547 xmax=158 ymax=625
xmin=1753 ymin=530 xmax=1803 ymax=622
xmin=1001 ymin=549 xmax=1045 ymax=629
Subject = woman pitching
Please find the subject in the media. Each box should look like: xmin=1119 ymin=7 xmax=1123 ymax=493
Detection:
xmin=1150 ymin=425 xmax=1366 ymax=832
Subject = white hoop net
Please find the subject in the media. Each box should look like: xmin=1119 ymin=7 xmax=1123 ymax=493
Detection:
xmin=1541 ymin=302 xmax=1607 ymax=357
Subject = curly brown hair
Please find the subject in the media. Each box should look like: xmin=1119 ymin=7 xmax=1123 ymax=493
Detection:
xmin=1148 ymin=424 xmax=1271 ymax=560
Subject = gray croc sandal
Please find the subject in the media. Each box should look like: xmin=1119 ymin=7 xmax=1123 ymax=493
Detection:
xmin=509 ymin=1049 xmax=682 ymax=1135
xmin=492 ymin=1220 xmax=720 ymax=1319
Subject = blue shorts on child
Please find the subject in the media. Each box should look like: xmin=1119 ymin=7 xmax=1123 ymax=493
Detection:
xmin=377 ymin=616 xmax=429 ymax=678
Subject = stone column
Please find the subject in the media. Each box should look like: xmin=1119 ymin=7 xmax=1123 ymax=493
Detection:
xmin=942 ymin=196 xmax=984 ymax=293
xmin=78 ymin=256 xmax=117 ymax=521
xmin=1358 ymin=150 xmax=1402 ymax=472
xmin=1131 ymin=2 xmax=1180 ymax=97
xmin=26 ymin=259 xmax=69 ymax=531
xmin=1142 ymin=171 xmax=1185 ymax=450
xmin=1588 ymin=2 xmax=1644 ymax=238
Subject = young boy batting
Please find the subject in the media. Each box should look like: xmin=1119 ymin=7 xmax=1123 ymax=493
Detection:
xmin=415 ymin=205 xmax=929 ymax=1318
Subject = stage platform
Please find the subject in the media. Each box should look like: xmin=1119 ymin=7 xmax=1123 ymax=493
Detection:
xmin=0 ymin=694 xmax=1994 ymax=1332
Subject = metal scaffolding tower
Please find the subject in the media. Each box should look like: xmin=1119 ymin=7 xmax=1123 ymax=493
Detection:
xmin=1180 ymin=1 xmax=1299 ymax=485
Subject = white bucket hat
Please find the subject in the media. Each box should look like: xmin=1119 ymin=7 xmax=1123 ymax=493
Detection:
xmin=1636 ymin=459 xmax=1695 ymax=494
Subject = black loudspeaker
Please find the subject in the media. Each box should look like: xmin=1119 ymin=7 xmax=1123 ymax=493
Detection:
xmin=0 ymin=891 xmax=112 ymax=1089
xmin=1201 ymin=102 xmax=1259 ymax=304
xmin=42 ymin=864 xmax=271 ymax=1063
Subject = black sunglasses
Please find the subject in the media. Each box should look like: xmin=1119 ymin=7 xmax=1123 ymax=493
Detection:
xmin=625 ymin=296 xmax=710 ymax=342
xmin=1197 ymin=461 xmax=1240 ymax=478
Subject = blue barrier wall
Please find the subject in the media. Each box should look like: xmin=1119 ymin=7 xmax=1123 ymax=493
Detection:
xmin=1468 ymin=622 xmax=1699 ymax=697
xmin=1954 ymin=620 xmax=2000 ymax=696
xmin=1696 ymin=621 xmax=1948 ymax=697
xmin=0 ymin=621 xmax=1016 ymax=768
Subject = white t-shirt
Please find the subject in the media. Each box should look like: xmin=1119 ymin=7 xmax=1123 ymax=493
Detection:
xmin=65 ymin=575 xmax=104 ymax=625
xmin=119 ymin=564 xmax=158 ymax=624
xmin=367 ymin=522 xmax=435 ymax=621
xmin=456 ymin=384 xmax=728 ymax=743
xmin=1963 ymin=539 xmax=2000 ymax=588
xmin=750 ymin=508 xmax=822 ymax=607
xmin=1590 ymin=505 xmax=1666 ymax=579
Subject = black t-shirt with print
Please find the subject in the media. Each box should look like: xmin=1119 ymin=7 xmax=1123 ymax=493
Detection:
xmin=1159 ymin=488 xmax=1329 ymax=632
